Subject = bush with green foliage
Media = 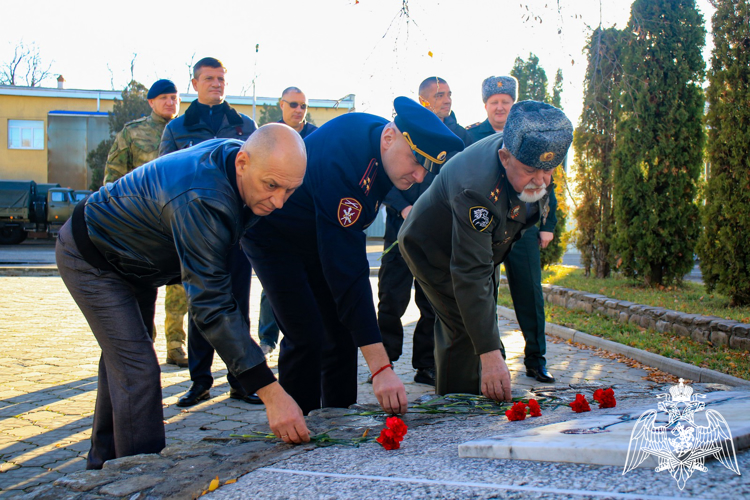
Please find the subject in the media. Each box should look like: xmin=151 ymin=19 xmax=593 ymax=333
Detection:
xmin=87 ymin=81 xmax=151 ymax=190
xmin=696 ymin=0 xmax=750 ymax=306
xmin=612 ymin=0 xmax=706 ymax=286
xmin=572 ymin=27 xmax=623 ymax=278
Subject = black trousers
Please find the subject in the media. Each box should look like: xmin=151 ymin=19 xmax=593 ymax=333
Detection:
xmin=187 ymin=243 xmax=251 ymax=391
xmin=242 ymin=233 xmax=358 ymax=415
xmin=377 ymin=243 xmax=435 ymax=369
xmin=504 ymin=226 xmax=547 ymax=369
xmin=55 ymin=221 xmax=164 ymax=469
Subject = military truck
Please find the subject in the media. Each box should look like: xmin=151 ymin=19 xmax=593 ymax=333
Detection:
xmin=0 ymin=180 xmax=79 ymax=244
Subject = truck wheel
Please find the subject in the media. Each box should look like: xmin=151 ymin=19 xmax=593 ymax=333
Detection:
xmin=0 ymin=226 xmax=27 ymax=245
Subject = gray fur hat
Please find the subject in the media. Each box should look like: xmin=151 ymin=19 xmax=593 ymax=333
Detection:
xmin=502 ymin=100 xmax=573 ymax=170
xmin=481 ymin=75 xmax=518 ymax=103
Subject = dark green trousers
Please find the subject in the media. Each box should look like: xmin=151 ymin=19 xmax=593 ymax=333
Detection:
xmin=504 ymin=226 xmax=547 ymax=370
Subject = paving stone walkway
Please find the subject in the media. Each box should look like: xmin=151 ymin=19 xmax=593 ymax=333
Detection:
xmin=2 ymin=275 xmax=746 ymax=498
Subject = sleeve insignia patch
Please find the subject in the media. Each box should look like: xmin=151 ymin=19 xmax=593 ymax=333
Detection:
xmin=510 ymin=205 xmax=521 ymax=219
xmin=338 ymin=198 xmax=363 ymax=227
xmin=470 ymin=206 xmax=493 ymax=232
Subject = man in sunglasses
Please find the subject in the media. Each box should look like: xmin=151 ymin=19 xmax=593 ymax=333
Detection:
xmin=242 ymin=97 xmax=464 ymax=416
xmin=278 ymin=87 xmax=318 ymax=137
xmin=256 ymin=87 xmax=320 ymax=358
xmin=399 ymin=101 xmax=573 ymax=401
xmin=376 ymin=77 xmax=467 ymax=388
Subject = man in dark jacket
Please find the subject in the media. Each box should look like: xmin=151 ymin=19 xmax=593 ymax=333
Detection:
xmin=399 ymin=101 xmax=573 ymax=400
xmin=56 ymin=125 xmax=309 ymax=470
xmin=159 ymin=57 xmax=260 ymax=407
xmin=376 ymin=77 xmax=467 ymax=387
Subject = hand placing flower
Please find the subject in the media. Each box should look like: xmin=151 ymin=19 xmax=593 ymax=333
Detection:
xmin=593 ymin=388 xmax=617 ymax=408
xmin=528 ymin=399 xmax=542 ymax=417
xmin=570 ymin=393 xmax=591 ymax=413
xmin=505 ymin=401 xmax=528 ymax=421
xmin=377 ymin=416 xmax=408 ymax=450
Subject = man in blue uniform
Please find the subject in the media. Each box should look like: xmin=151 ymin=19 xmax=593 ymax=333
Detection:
xmin=376 ymin=77 xmax=467 ymax=387
xmin=467 ymin=76 xmax=558 ymax=383
xmin=56 ymin=125 xmax=310 ymax=469
xmin=242 ymin=97 xmax=464 ymax=415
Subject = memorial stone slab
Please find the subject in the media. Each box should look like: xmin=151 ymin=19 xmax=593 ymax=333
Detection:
xmin=459 ymin=390 xmax=750 ymax=469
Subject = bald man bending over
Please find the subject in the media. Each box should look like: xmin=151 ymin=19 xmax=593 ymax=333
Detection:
xmin=56 ymin=124 xmax=309 ymax=470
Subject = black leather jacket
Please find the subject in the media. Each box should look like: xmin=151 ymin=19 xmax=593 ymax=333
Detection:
xmin=159 ymin=100 xmax=257 ymax=156
xmin=74 ymin=139 xmax=268 ymax=385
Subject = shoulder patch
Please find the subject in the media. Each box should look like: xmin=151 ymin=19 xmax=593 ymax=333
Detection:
xmin=469 ymin=206 xmax=493 ymax=232
xmin=466 ymin=122 xmax=481 ymax=130
xmin=125 ymin=116 xmax=148 ymax=127
xmin=338 ymin=198 xmax=363 ymax=227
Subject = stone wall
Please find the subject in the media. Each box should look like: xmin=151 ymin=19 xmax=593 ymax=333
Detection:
xmin=536 ymin=284 xmax=750 ymax=352
xmin=499 ymin=279 xmax=750 ymax=352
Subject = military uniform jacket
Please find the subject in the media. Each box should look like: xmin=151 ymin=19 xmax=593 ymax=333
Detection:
xmin=159 ymin=100 xmax=257 ymax=156
xmin=398 ymin=133 xmax=552 ymax=355
xmin=465 ymin=118 xmax=496 ymax=145
xmin=248 ymin=113 xmax=392 ymax=347
xmin=103 ymin=112 xmax=169 ymax=185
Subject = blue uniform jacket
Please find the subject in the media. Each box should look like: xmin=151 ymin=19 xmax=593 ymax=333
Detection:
xmin=247 ymin=113 xmax=392 ymax=347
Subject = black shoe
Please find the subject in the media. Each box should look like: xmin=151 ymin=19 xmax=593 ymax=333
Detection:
xmin=177 ymin=383 xmax=211 ymax=407
xmin=526 ymin=366 xmax=555 ymax=383
xmin=414 ymin=367 xmax=435 ymax=386
xmin=229 ymin=388 xmax=263 ymax=405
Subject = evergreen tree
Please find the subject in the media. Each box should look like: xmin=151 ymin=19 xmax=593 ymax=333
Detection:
xmin=512 ymin=54 xmax=570 ymax=268
xmin=87 ymin=80 xmax=151 ymax=190
xmin=258 ymin=101 xmax=282 ymax=125
xmin=573 ymin=27 xmax=623 ymax=278
xmin=612 ymin=0 xmax=706 ymax=286
xmin=696 ymin=0 xmax=750 ymax=306
xmin=511 ymin=54 xmax=549 ymax=102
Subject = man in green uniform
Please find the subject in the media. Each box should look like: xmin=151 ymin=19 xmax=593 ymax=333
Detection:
xmin=103 ymin=78 xmax=188 ymax=368
xmin=465 ymin=75 xmax=517 ymax=144
xmin=399 ymin=101 xmax=573 ymax=400
xmin=466 ymin=75 xmax=558 ymax=383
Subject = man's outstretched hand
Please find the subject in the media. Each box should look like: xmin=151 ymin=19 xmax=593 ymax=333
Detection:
xmin=257 ymin=382 xmax=310 ymax=444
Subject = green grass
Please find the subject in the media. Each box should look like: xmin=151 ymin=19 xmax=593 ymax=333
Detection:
xmin=497 ymin=294 xmax=750 ymax=381
xmin=501 ymin=264 xmax=750 ymax=324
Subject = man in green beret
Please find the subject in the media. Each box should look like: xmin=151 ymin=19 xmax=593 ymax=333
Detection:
xmin=103 ymin=78 xmax=188 ymax=368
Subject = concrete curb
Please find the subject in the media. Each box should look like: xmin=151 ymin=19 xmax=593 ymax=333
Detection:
xmin=497 ymin=305 xmax=750 ymax=387
xmin=0 ymin=266 xmax=59 ymax=277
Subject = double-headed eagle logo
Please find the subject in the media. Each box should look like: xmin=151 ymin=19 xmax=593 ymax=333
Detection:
xmin=623 ymin=379 xmax=741 ymax=489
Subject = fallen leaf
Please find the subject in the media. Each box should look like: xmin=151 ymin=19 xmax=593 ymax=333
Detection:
xmin=209 ymin=476 xmax=220 ymax=492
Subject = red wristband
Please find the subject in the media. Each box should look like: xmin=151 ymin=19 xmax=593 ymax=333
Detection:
xmin=371 ymin=364 xmax=393 ymax=380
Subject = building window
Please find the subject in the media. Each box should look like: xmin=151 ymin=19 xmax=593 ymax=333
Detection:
xmin=8 ymin=120 xmax=45 ymax=150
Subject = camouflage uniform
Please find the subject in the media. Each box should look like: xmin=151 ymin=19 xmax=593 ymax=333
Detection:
xmin=103 ymin=111 xmax=188 ymax=365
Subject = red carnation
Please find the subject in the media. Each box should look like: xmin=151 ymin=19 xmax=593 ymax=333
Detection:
xmin=528 ymin=399 xmax=542 ymax=417
xmin=386 ymin=416 xmax=408 ymax=439
xmin=593 ymin=388 xmax=617 ymax=408
xmin=377 ymin=428 xmax=401 ymax=450
xmin=570 ymin=393 xmax=591 ymax=413
xmin=505 ymin=401 xmax=528 ymax=421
